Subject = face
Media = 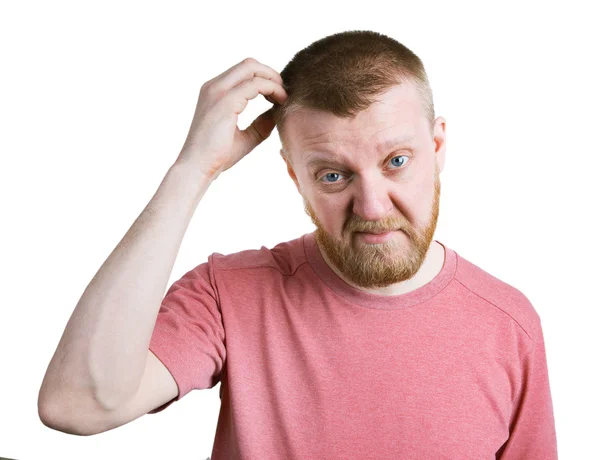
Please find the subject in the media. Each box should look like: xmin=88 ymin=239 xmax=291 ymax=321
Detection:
xmin=280 ymin=81 xmax=447 ymax=290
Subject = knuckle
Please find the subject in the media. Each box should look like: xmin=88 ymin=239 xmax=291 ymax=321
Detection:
xmin=203 ymin=82 xmax=223 ymax=98
xmin=243 ymin=57 xmax=256 ymax=65
xmin=200 ymin=80 xmax=212 ymax=92
xmin=243 ymin=77 xmax=257 ymax=89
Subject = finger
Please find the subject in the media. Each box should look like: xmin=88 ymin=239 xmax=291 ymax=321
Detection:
xmin=207 ymin=57 xmax=284 ymax=94
xmin=240 ymin=107 xmax=277 ymax=153
xmin=228 ymin=77 xmax=288 ymax=114
xmin=265 ymin=89 xmax=289 ymax=105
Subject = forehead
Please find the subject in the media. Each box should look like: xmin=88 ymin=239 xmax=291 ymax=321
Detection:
xmin=283 ymin=82 xmax=426 ymax=157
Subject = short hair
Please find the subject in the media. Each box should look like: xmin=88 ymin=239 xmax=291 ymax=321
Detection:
xmin=273 ymin=30 xmax=435 ymax=162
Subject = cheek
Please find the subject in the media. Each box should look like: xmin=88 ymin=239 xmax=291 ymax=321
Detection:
xmin=307 ymin=195 xmax=346 ymax=228
xmin=417 ymin=177 xmax=435 ymax=203
xmin=391 ymin=174 xmax=435 ymax=223
xmin=410 ymin=162 xmax=436 ymax=194
xmin=318 ymin=200 xmax=344 ymax=223
xmin=413 ymin=176 xmax=437 ymax=221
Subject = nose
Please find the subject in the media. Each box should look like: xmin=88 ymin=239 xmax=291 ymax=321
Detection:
xmin=351 ymin=172 xmax=395 ymax=224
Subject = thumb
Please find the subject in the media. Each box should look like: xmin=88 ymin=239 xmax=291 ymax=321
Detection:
xmin=240 ymin=106 xmax=277 ymax=153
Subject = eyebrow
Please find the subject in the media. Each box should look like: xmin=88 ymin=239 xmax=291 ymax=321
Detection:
xmin=305 ymin=134 xmax=416 ymax=171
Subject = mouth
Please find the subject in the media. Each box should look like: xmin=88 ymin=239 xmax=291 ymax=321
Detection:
xmin=355 ymin=229 xmax=397 ymax=243
xmin=356 ymin=229 xmax=395 ymax=235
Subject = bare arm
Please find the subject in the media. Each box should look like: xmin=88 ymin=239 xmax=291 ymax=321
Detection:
xmin=38 ymin=162 xmax=216 ymax=416
xmin=37 ymin=57 xmax=287 ymax=433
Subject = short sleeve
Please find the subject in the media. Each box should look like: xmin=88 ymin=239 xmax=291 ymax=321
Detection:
xmin=147 ymin=253 xmax=225 ymax=414
xmin=496 ymin=317 xmax=558 ymax=459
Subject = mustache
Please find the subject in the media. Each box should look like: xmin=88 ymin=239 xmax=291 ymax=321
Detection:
xmin=348 ymin=223 xmax=406 ymax=234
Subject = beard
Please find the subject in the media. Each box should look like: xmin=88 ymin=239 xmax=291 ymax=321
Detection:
xmin=302 ymin=172 xmax=441 ymax=289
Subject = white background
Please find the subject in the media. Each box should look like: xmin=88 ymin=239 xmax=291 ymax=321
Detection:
xmin=1 ymin=1 xmax=598 ymax=459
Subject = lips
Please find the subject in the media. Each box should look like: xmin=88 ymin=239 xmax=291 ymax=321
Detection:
xmin=358 ymin=230 xmax=393 ymax=235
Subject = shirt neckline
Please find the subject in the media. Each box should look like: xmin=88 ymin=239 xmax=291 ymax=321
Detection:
xmin=302 ymin=230 xmax=457 ymax=310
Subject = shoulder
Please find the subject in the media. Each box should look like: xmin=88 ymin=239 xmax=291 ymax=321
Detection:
xmin=453 ymin=250 xmax=541 ymax=341
xmin=209 ymin=233 xmax=309 ymax=277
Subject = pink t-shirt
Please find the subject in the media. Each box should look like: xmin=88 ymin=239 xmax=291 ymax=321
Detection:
xmin=148 ymin=231 xmax=558 ymax=459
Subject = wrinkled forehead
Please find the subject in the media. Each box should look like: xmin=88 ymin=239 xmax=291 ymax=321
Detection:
xmin=282 ymin=83 xmax=427 ymax=161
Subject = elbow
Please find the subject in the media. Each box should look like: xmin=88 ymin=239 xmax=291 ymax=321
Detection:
xmin=38 ymin=393 xmax=101 ymax=436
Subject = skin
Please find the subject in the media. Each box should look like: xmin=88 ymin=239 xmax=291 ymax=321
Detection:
xmin=279 ymin=80 xmax=447 ymax=294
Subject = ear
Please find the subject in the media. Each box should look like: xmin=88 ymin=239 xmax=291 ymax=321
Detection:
xmin=280 ymin=148 xmax=302 ymax=194
xmin=433 ymin=116 xmax=446 ymax=173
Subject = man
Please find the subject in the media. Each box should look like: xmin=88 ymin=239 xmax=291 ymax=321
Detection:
xmin=38 ymin=30 xmax=558 ymax=459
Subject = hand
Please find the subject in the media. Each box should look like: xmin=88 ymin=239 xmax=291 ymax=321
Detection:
xmin=175 ymin=57 xmax=288 ymax=178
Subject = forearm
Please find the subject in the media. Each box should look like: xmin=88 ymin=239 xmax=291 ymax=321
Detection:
xmin=39 ymin=161 xmax=216 ymax=412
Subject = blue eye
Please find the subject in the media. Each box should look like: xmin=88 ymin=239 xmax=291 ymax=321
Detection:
xmin=321 ymin=172 xmax=343 ymax=184
xmin=390 ymin=155 xmax=408 ymax=167
xmin=318 ymin=155 xmax=409 ymax=184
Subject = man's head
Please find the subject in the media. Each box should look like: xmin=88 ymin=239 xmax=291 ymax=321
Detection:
xmin=272 ymin=30 xmax=447 ymax=290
